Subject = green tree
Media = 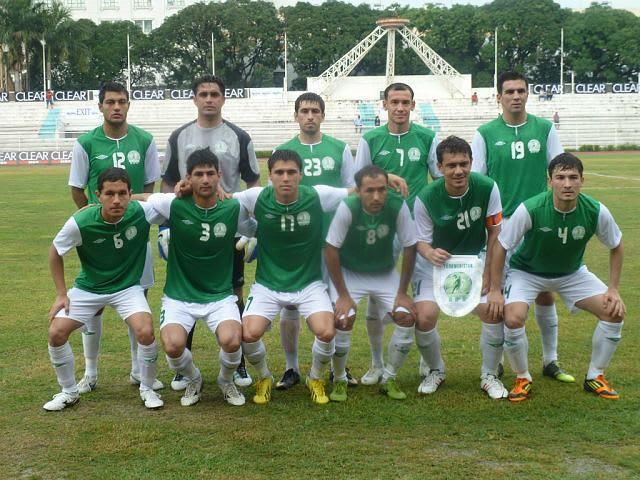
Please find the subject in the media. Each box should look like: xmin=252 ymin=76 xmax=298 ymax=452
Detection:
xmin=151 ymin=1 xmax=281 ymax=88
xmin=564 ymin=4 xmax=640 ymax=83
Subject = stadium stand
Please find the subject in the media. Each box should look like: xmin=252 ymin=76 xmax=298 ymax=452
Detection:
xmin=1 ymin=93 xmax=639 ymax=164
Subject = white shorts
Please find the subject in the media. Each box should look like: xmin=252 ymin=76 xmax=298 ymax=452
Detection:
xmin=140 ymin=242 xmax=154 ymax=289
xmin=54 ymin=285 xmax=151 ymax=324
xmin=244 ymin=281 xmax=333 ymax=322
xmin=160 ymin=295 xmax=240 ymax=333
xmin=329 ymin=268 xmax=399 ymax=318
xmin=412 ymin=254 xmax=487 ymax=304
xmin=504 ymin=265 xmax=607 ymax=313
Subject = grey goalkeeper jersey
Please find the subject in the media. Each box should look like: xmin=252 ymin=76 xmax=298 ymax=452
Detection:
xmin=162 ymin=120 xmax=260 ymax=193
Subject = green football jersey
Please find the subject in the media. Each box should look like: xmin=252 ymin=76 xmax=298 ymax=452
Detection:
xmin=510 ymin=191 xmax=601 ymax=277
xmin=72 ymin=201 xmax=151 ymax=294
xmin=275 ymin=134 xmax=351 ymax=188
xmin=75 ymin=125 xmax=155 ymax=203
xmin=476 ymin=114 xmax=552 ymax=217
xmin=164 ymin=197 xmax=240 ymax=303
xmin=359 ymin=122 xmax=436 ymax=210
xmin=417 ymin=173 xmax=496 ymax=255
xmin=254 ymin=185 xmax=325 ymax=292
xmin=275 ymin=134 xmax=353 ymax=238
xmin=338 ymin=193 xmax=404 ymax=273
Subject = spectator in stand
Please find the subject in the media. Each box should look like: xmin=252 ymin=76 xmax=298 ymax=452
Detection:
xmin=553 ymin=112 xmax=560 ymax=130
xmin=471 ymin=92 xmax=478 ymax=106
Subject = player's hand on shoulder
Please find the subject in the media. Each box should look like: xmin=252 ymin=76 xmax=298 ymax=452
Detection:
xmin=158 ymin=226 xmax=170 ymax=260
xmin=174 ymin=179 xmax=192 ymax=198
xmin=387 ymin=174 xmax=409 ymax=198
xmin=217 ymin=184 xmax=233 ymax=201
xmin=49 ymin=294 xmax=70 ymax=322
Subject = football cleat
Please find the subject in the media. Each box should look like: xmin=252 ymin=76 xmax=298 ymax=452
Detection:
xmin=253 ymin=376 xmax=273 ymax=405
xmin=306 ymin=377 xmax=329 ymax=405
xmin=542 ymin=361 xmax=575 ymax=383
xmin=43 ymin=391 xmax=80 ymax=411
xmin=418 ymin=369 xmax=446 ymax=395
xmin=480 ymin=373 xmax=508 ymax=400
xmin=276 ymin=368 xmax=300 ymax=390
xmin=508 ymin=377 xmax=532 ymax=402
xmin=329 ymin=380 xmax=348 ymax=402
xmin=584 ymin=375 xmax=619 ymax=400
xmin=380 ymin=377 xmax=407 ymax=400
xmin=77 ymin=375 xmax=97 ymax=394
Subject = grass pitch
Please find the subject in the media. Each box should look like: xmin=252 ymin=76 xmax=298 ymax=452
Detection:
xmin=0 ymin=153 xmax=638 ymax=479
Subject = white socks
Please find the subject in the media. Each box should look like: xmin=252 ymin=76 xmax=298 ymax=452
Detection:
xmin=136 ymin=341 xmax=158 ymax=390
xmin=242 ymin=340 xmax=270 ymax=379
xmin=332 ymin=330 xmax=352 ymax=382
xmin=166 ymin=348 xmax=199 ymax=381
xmin=81 ymin=313 xmax=102 ymax=378
xmin=588 ymin=320 xmax=623 ymax=379
xmin=366 ymin=302 xmax=385 ymax=369
xmin=384 ymin=325 xmax=414 ymax=380
xmin=310 ymin=338 xmax=335 ymax=380
xmin=218 ymin=348 xmax=242 ymax=385
xmin=415 ymin=327 xmax=445 ymax=372
xmin=504 ymin=326 xmax=531 ymax=381
xmin=534 ymin=304 xmax=559 ymax=366
xmin=480 ymin=322 xmax=504 ymax=376
xmin=279 ymin=308 xmax=300 ymax=372
xmin=49 ymin=342 xmax=77 ymax=394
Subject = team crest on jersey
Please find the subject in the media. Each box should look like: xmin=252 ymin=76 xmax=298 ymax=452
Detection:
xmin=95 ymin=154 xmax=109 ymax=160
xmin=214 ymin=141 xmax=228 ymax=154
xmin=125 ymin=226 xmax=137 ymax=240
xmin=470 ymin=207 xmax=482 ymax=222
xmin=297 ymin=211 xmax=311 ymax=226
xmin=572 ymin=226 xmax=586 ymax=240
xmin=127 ymin=151 xmax=141 ymax=164
xmin=376 ymin=224 xmax=389 ymax=238
xmin=408 ymin=148 xmax=421 ymax=162
xmin=528 ymin=139 xmax=541 ymax=153
xmin=213 ymin=223 xmax=227 ymax=238
xmin=321 ymin=156 xmax=335 ymax=171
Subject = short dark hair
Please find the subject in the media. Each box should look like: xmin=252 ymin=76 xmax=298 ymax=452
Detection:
xmin=384 ymin=82 xmax=414 ymax=100
xmin=99 ymin=81 xmax=128 ymax=103
xmin=192 ymin=75 xmax=225 ymax=96
xmin=294 ymin=92 xmax=325 ymax=114
xmin=97 ymin=167 xmax=131 ymax=192
xmin=548 ymin=152 xmax=584 ymax=177
xmin=497 ymin=71 xmax=528 ymax=94
xmin=268 ymin=149 xmax=301 ymax=172
xmin=355 ymin=165 xmax=388 ymax=188
xmin=436 ymin=135 xmax=472 ymax=164
xmin=186 ymin=147 xmax=220 ymax=175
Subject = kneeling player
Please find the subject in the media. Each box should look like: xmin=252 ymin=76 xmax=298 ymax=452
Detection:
xmin=325 ymin=165 xmax=417 ymax=401
xmin=234 ymin=150 xmax=349 ymax=405
xmin=413 ymin=136 xmax=507 ymax=398
xmin=488 ymin=153 xmax=625 ymax=402
xmin=141 ymin=148 xmax=256 ymax=407
xmin=45 ymin=168 xmax=163 ymax=411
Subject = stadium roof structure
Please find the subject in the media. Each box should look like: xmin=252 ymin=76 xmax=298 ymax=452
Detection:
xmin=318 ymin=18 xmax=464 ymax=98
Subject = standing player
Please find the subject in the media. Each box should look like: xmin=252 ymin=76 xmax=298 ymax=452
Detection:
xmin=68 ymin=81 xmax=163 ymax=394
xmin=273 ymin=92 xmax=356 ymax=390
xmin=45 ymin=168 xmax=163 ymax=411
xmin=325 ymin=165 xmax=417 ymax=402
xmin=354 ymin=82 xmax=439 ymax=384
xmin=412 ymin=136 xmax=507 ymax=398
xmin=235 ymin=150 xmax=349 ymax=405
xmin=487 ymin=153 xmax=624 ymax=402
xmin=161 ymin=74 xmax=260 ymax=390
xmin=141 ymin=148 xmax=256 ymax=407
xmin=471 ymin=71 xmax=573 ymax=383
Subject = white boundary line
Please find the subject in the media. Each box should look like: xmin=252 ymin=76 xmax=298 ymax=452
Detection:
xmin=587 ymin=172 xmax=640 ymax=181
